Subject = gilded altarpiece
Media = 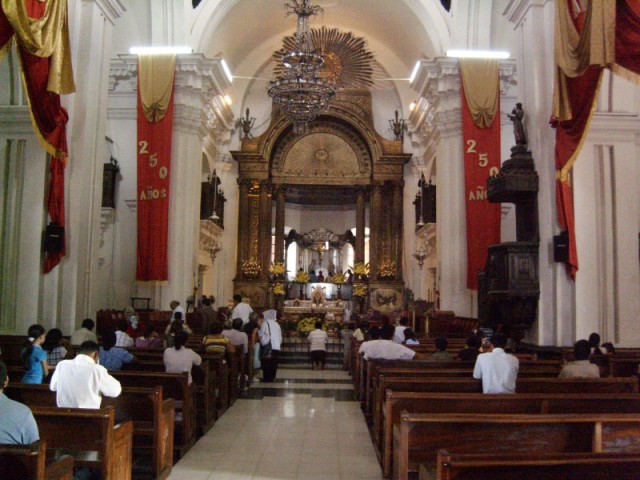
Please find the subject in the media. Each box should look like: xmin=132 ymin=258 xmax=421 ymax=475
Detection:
xmin=231 ymin=91 xmax=411 ymax=312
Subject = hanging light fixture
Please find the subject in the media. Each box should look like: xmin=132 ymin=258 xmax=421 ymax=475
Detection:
xmin=268 ymin=0 xmax=336 ymax=134
xmin=209 ymin=170 xmax=220 ymax=222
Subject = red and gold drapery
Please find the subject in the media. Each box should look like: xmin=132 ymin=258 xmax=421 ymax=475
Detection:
xmin=552 ymin=0 xmax=640 ymax=279
xmin=0 ymin=0 xmax=75 ymax=273
xmin=459 ymin=59 xmax=502 ymax=290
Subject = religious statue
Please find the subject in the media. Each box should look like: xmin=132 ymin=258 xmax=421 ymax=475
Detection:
xmin=237 ymin=108 xmax=256 ymax=139
xmin=508 ymin=103 xmax=527 ymax=146
xmin=389 ymin=110 xmax=406 ymax=141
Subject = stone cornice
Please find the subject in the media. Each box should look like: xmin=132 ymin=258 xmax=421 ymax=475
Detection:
xmin=0 ymin=106 xmax=34 ymax=134
xmin=587 ymin=112 xmax=640 ymax=143
xmin=503 ymin=0 xmax=551 ymax=27
xmin=93 ymin=0 xmax=127 ymax=25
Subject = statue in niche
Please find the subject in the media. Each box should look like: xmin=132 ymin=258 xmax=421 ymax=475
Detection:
xmin=508 ymin=103 xmax=527 ymax=146
xmin=237 ymin=108 xmax=256 ymax=139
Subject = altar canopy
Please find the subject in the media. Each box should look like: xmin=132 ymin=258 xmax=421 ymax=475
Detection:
xmin=552 ymin=0 xmax=640 ymax=279
xmin=0 ymin=0 xmax=75 ymax=273
xmin=136 ymin=54 xmax=176 ymax=281
xmin=459 ymin=59 xmax=501 ymax=290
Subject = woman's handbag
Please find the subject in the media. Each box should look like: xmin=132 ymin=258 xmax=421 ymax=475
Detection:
xmin=260 ymin=321 xmax=273 ymax=360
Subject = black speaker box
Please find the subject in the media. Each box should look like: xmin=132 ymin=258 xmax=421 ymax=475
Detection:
xmin=43 ymin=223 xmax=65 ymax=253
xmin=553 ymin=231 xmax=569 ymax=263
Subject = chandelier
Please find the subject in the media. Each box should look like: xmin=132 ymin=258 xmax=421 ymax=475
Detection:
xmin=268 ymin=0 xmax=336 ymax=134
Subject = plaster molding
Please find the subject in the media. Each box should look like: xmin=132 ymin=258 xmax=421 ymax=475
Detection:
xmin=0 ymin=106 xmax=35 ymax=134
xmin=92 ymin=0 xmax=127 ymax=25
xmin=504 ymin=0 xmax=551 ymax=27
xmin=124 ymin=199 xmax=137 ymax=213
xmin=587 ymin=113 xmax=640 ymax=143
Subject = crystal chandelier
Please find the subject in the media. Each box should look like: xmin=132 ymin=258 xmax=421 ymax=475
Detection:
xmin=268 ymin=0 xmax=336 ymax=134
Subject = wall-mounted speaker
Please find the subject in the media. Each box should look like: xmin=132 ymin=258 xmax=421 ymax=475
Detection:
xmin=43 ymin=223 xmax=65 ymax=253
xmin=553 ymin=231 xmax=569 ymax=263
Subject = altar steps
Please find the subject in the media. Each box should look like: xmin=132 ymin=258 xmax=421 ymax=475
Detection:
xmin=278 ymin=337 xmax=345 ymax=370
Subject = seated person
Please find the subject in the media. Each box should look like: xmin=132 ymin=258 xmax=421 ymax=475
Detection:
xmin=601 ymin=342 xmax=615 ymax=354
xmin=21 ymin=324 xmax=49 ymax=384
xmin=202 ymin=322 xmax=236 ymax=354
xmin=165 ymin=311 xmax=192 ymax=341
xmin=559 ymin=339 xmax=600 ymax=379
xmin=428 ymin=337 xmax=453 ymax=362
xmin=223 ymin=318 xmax=249 ymax=355
xmin=402 ymin=328 xmax=419 ymax=345
xmin=99 ymin=331 xmax=136 ymax=371
xmin=353 ymin=320 xmax=369 ymax=342
xmin=50 ymin=341 xmax=122 ymax=408
xmin=588 ymin=332 xmax=606 ymax=355
xmin=358 ymin=326 xmax=381 ymax=357
xmin=473 ymin=333 xmax=519 ymax=394
xmin=70 ymin=318 xmax=98 ymax=345
xmin=0 ymin=360 xmax=39 ymax=444
xmin=114 ymin=318 xmax=134 ymax=348
xmin=164 ymin=331 xmax=202 ymax=384
xmin=135 ymin=325 xmax=164 ymax=348
xmin=458 ymin=334 xmax=482 ymax=362
xmin=393 ymin=317 xmax=409 ymax=344
xmin=363 ymin=325 xmax=416 ymax=361
xmin=42 ymin=328 xmax=70 ymax=368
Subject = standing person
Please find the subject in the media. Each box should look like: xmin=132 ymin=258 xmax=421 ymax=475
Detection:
xmin=21 ymin=325 xmax=49 ymax=384
xmin=50 ymin=341 xmax=122 ymax=408
xmin=0 ymin=360 xmax=40 ymax=444
xmin=308 ymin=321 xmax=329 ymax=370
xmin=472 ymin=332 xmax=519 ymax=394
xmin=200 ymin=297 xmax=217 ymax=336
xmin=170 ymin=300 xmax=185 ymax=323
xmin=164 ymin=331 xmax=202 ymax=385
xmin=42 ymin=328 xmax=70 ymax=368
xmin=99 ymin=331 xmax=136 ymax=371
xmin=124 ymin=306 xmax=141 ymax=339
xmin=559 ymin=340 xmax=600 ymax=379
xmin=70 ymin=318 xmax=98 ymax=345
xmin=231 ymin=294 xmax=253 ymax=326
xmin=259 ymin=310 xmax=282 ymax=382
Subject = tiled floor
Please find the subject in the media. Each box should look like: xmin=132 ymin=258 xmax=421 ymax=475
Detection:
xmin=167 ymin=369 xmax=383 ymax=480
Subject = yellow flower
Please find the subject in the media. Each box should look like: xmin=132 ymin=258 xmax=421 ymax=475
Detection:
xmin=272 ymin=283 xmax=286 ymax=296
xmin=330 ymin=272 xmax=346 ymax=284
xmin=294 ymin=271 xmax=310 ymax=283
xmin=242 ymin=260 xmax=260 ymax=277
xmin=353 ymin=283 xmax=368 ymax=297
xmin=269 ymin=262 xmax=286 ymax=275
xmin=352 ymin=262 xmax=370 ymax=276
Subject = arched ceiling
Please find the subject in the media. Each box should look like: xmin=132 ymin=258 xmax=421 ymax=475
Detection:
xmin=192 ymin=0 xmax=450 ymax=78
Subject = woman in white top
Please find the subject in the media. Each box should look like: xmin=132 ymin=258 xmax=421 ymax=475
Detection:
xmin=307 ymin=321 xmax=329 ymax=370
xmin=163 ymin=331 xmax=202 ymax=384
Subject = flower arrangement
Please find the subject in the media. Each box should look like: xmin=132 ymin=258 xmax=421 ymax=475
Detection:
xmin=241 ymin=260 xmax=260 ymax=278
xmin=378 ymin=261 xmax=396 ymax=279
xmin=330 ymin=272 xmax=346 ymax=284
xmin=271 ymin=283 xmax=286 ymax=296
xmin=294 ymin=270 xmax=310 ymax=283
xmin=352 ymin=262 xmax=369 ymax=276
xmin=296 ymin=317 xmax=326 ymax=336
xmin=269 ymin=262 xmax=286 ymax=276
xmin=352 ymin=282 xmax=368 ymax=297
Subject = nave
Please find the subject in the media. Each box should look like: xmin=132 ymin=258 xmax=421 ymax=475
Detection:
xmin=168 ymin=369 xmax=382 ymax=480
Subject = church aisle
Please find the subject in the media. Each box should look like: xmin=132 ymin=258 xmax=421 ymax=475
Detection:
xmin=167 ymin=369 xmax=383 ymax=480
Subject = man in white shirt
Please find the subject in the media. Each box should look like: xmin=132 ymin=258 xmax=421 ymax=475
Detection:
xmin=392 ymin=317 xmax=409 ymax=344
xmin=170 ymin=300 xmax=185 ymax=322
xmin=473 ymin=332 xmax=519 ymax=393
xmin=558 ymin=339 xmax=600 ymax=379
xmin=358 ymin=326 xmax=381 ymax=357
xmin=259 ymin=310 xmax=282 ymax=382
xmin=223 ymin=318 xmax=249 ymax=355
xmin=50 ymin=341 xmax=122 ymax=408
xmin=307 ymin=321 xmax=329 ymax=370
xmin=363 ymin=325 xmax=416 ymax=361
xmin=232 ymin=294 xmax=254 ymax=326
xmin=70 ymin=318 xmax=98 ymax=345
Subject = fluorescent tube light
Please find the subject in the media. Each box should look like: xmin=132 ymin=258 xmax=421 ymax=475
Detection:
xmin=446 ymin=50 xmax=510 ymax=59
xmin=129 ymin=46 xmax=192 ymax=55
xmin=221 ymin=59 xmax=233 ymax=83
xmin=409 ymin=61 xmax=421 ymax=83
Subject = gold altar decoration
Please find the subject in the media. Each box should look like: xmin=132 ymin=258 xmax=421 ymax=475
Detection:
xmin=297 ymin=317 xmax=325 ymax=336
xmin=353 ymin=283 xmax=368 ymax=297
xmin=294 ymin=271 xmax=310 ymax=283
xmin=274 ymin=26 xmax=375 ymax=89
xmin=378 ymin=261 xmax=396 ymax=279
xmin=271 ymin=283 xmax=286 ymax=296
xmin=269 ymin=262 xmax=286 ymax=276
xmin=241 ymin=260 xmax=260 ymax=278
xmin=352 ymin=262 xmax=369 ymax=276
xmin=330 ymin=272 xmax=346 ymax=284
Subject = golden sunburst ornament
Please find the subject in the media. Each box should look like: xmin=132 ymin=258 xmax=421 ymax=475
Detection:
xmin=274 ymin=26 xmax=375 ymax=89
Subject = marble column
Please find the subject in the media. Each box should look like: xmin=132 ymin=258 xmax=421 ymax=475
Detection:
xmin=274 ymin=186 xmax=286 ymax=264
xmin=355 ymin=188 xmax=366 ymax=263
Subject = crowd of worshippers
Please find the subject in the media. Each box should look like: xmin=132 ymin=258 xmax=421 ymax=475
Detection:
xmin=352 ymin=313 xmax=613 ymax=394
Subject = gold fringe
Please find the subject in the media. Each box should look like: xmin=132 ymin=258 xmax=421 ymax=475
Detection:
xmin=559 ymin=71 xmax=604 ymax=180
xmin=611 ymin=63 xmax=640 ymax=88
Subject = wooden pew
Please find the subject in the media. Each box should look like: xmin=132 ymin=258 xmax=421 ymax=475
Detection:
xmin=382 ymin=392 xmax=640 ymax=477
xmin=5 ymin=383 xmax=175 ymax=480
xmin=394 ymin=413 xmax=640 ymax=480
xmin=0 ymin=441 xmax=74 ymax=480
xmin=111 ymin=371 xmax=196 ymax=458
xmin=31 ymin=405 xmax=133 ymax=480
xmin=423 ymin=450 xmax=640 ymax=480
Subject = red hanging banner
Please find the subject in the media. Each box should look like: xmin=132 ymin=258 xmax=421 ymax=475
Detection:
xmin=461 ymin=82 xmax=502 ymax=290
xmin=136 ymin=72 xmax=175 ymax=282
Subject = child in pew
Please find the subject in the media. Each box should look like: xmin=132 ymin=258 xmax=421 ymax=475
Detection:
xmin=559 ymin=339 xmax=600 ymax=379
xmin=99 ymin=330 xmax=136 ymax=371
xmin=21 ymin=324 xmax=49 ymax=384
xmin=402 ymin=328 xmax=419 ymax=345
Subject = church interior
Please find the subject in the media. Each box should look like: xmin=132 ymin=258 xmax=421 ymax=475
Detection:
xmin=2 ymin=0 xmax=640 ymax=479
